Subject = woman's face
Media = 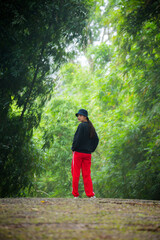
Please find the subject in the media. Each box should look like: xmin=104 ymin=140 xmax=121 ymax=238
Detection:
xmin=77 ymin=114 xmax=87 ymax=122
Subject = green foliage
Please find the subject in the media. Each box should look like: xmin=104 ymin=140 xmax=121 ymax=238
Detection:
xmin=1 ymin=0 xmax=159 ymax=200
xmin=86 ymin=43 xmax=111 ymax=70
xmin=31 ymin=0 xmax=160 ymax=200
xmin=31 ymin=98 xmax=78 ymax=197
xmin=0 ymin=0 xmax=92 ymax=197
xmin=0 ymin=117 xmax=44 ymax=197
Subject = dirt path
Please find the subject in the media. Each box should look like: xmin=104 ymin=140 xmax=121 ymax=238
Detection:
xmin=0 ymin=198 xmax=160 ymax=240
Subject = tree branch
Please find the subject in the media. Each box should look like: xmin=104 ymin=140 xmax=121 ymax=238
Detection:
xmin=20 ymin=64 xmax=39 ymax=121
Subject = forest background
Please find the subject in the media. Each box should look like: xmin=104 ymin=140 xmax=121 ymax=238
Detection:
xmin=0 ymin=0 xmax=160 ymax=200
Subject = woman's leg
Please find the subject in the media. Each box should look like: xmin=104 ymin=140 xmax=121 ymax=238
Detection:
xmin=82 ymin=153 xmax=95 ymax=197
xmin=71 ymin=151 xmax=82 ymax=197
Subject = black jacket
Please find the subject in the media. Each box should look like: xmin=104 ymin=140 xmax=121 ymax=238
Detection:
xmin=71 ymin=122 xmax=99 ymax=154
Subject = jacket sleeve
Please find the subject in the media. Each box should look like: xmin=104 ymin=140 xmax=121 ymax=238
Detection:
xmin=71 ymin=124 xmax=84 ymax=151
xmin=91 ymin=131 xmax=99 ymax=152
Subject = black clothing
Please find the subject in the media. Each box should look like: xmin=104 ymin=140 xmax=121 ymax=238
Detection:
xmin=71 ymin=122 xmax=99 ymax=154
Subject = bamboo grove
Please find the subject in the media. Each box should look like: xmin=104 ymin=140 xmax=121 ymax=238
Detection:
xmin=0 ymin=0 xmax=160 ymax=199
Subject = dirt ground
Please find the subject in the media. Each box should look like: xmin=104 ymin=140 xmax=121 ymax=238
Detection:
xmin=0 ymin=198 xmax=160 ymax=240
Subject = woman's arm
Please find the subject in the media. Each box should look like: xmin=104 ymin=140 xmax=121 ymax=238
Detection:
xmin=71 ymin=123 xmax=84 ymax=151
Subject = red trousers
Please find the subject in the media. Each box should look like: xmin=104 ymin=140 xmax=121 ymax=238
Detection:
xmin=71 ymin=151 xmax=95 ymax=197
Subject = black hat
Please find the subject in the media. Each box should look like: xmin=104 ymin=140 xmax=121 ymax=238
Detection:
xmin=75 ymin=109 xmax=88 ymax=117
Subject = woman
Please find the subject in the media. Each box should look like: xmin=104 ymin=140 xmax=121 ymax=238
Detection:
xmin=71 ymin=109 xmax=99 ymax=198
